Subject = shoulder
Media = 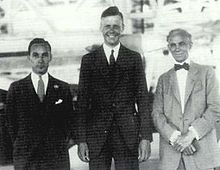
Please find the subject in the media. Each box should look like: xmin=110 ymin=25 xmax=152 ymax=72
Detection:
xmin=158 ymin=68 xmax=173 ymax=82
xmin=191 ymin=62 xmax=215 ymax=75
xmin=82 ymin=46 xmax=102 ymax=62
xmin=10 ymin=75 xmax=30 ymax=88
xmin=120 ymin=44 xmax=141 ymax=58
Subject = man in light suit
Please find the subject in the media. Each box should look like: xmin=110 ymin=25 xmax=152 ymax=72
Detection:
xmin=5 ymin=38 xmax=75 ymax=170
xmin=76 ymin=6 xmax=153 ymax=170
xmin=152 ymin=28 xmax=220 ymax=170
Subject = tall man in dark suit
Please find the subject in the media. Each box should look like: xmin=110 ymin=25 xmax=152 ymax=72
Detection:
xmin=152 ymin=29 xmax=220 ymax=170
xmin=5 ymin=38 xmax=75 ymax=170
xmin=76 ymin=6 xmax=153 ymax=170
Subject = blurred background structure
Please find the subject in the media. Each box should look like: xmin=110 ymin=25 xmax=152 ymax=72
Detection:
xmin=0 ymin=0 xmax=220 ymax=169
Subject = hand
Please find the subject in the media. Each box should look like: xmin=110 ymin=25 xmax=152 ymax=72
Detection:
xmin=174 ymin=131 xmax=196 ymax=152
xmin=183 ymin=144 xmax=196 ymax=156
xmin=67 ymin=139 xmax=75 ymax=149
xmin=172 ymin=137 xmax=185 ymax=153
xmin=78 ymin=142 xmax=90 ymax=162
xmin=138 ymin=139 xmax=151 ymax=162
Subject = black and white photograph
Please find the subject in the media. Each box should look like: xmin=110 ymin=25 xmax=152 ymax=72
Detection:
xmin=0 ymin=0 xmax=220 ymax=170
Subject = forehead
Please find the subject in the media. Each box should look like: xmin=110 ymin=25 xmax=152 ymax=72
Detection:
xmin=101 ymin=15 xmax=123 ymax=25
xmin=30 ymin=44 xmax=50 ymax=53
xmin=168 ymin=32 xmax=190 ymax=43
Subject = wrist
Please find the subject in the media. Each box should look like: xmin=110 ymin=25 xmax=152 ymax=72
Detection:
xmin=188 ymin=130 xmax=196 ymax=141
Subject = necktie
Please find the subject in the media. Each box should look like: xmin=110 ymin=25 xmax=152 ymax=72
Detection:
xmin=37 ymin=75 xmax=45 ymax=102
xmin=109 ymin=50 xmax=115 ymax=66
xmin=174 ymin=62 xmax=189 ymax=71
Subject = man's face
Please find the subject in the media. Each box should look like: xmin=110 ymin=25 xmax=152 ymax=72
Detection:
xmin=168 ymin=34 xmax=191 ymax=63
xmin=100 ymin=15 xmax=124 ymax=47
xmin=28 ymin=44 xmax=52 ymax=75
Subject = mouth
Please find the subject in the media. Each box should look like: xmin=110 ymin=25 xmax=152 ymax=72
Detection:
xmin=174 ymin=52 xmax=183 ymax=56
xmin=106 ymin=32 xmax=119 ymax=38
xmin=37 ymin=65 xmax=45 ymax=69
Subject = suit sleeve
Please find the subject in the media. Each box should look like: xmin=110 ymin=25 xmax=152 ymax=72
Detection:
xmin=191 ymin=67 xmax=220 ymax=139
xmin=64 ymin=85 xmax=76 ymax=140
xmin=75 ymin=55 xmax=92 ymax=143
xmin=151 ymin=76 xmax=179 ymax=142
xmin=135 ymin=54 xmax=153 ymax=141
xmin=5 ymin=83 xmax=18 ymax=143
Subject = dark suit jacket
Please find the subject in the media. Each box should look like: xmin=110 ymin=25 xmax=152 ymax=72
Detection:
xmin=5 ymin=74 xmax=75 ymax=170
xmin=0 ymin=89 xmax=13 ymax=165
xmin=76 ymin=44 xmax=153 ymax=158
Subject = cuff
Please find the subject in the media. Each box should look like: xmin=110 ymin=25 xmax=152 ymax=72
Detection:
xmin=189 ymin=126 xmax=200 ymax=140
xmin=169 ymin=130 xmax=181 ymax=145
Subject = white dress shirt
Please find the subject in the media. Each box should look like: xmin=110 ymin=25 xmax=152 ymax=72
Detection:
xmin=103 ymin=43 xmax=120 ymax=64
xmin=175 ymin=58 xmax=190 ymax=114
xmin=31 ymin=72 xmax=49 ymax=94
xmin=170 ymin=58 xmax=199 ymax=144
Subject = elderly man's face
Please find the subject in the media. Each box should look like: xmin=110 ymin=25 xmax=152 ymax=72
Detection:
xmin=28 ymin=44 xmax=52 ymax=75
xmin=168 ymin=34 xmax=191 ymax=63
xmin=100 ymin=15 xmax=124 ymax=47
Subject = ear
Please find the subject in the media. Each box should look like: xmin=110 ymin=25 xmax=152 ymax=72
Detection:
xmin=99 ymin=20 xmax=103 ymax=32
xmin=189 ymin=42 xmax=193 ymax=49
xmin=49 ymin=54 xmax=52 ymax=62
xmin=27 ymin=55 xmax=30 ymax=61
xmin=121 ymin=23 xmax=125 ymax=32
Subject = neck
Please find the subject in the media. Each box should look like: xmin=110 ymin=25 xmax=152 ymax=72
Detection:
xmin=104 ymin=42 xmax=120 ymax=49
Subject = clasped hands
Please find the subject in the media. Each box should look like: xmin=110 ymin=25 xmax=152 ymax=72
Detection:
xmin=172 ymin=131 xmax=197 ymax=156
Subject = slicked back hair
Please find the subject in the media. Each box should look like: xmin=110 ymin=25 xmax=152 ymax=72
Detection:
xmin=28 ymin=38 xmax=51 ymax=55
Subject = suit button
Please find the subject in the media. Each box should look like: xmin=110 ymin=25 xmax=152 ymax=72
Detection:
xmin=133 ymin=112 xmax=137 ymax=116
xmin=104 ymin=130 xmax=108 ymax=134
xmin=112 ymin=103 xmax=116 ymax=107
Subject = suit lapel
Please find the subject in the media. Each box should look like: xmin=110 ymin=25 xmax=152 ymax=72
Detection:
xmin=169 ymin=69 xmax=181 ymax=104
xmin=94 ymin=46 xmax=111 ymax=85
xmin=111 ymin=45 xmax=127 ymax=89
xmin=44 ymin=74 xmax=59 ymax=105
xmin=184 ymin=62 xmax=198 ymax=106
xmin=25 ymin=74 xmax=40 ymax=102
xmin=94 ymin=45 xmax=128 ymax=90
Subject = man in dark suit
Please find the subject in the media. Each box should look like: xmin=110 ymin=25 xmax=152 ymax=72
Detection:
xmin=0 ymin=89 xmax=12 ymax=165
xmin=152 ymin=29 xmax=220 ymax=170
xmin=76 ymin=6 xmax=153 ymax=170
xmin=5 ymin=38 xmax=75 ymax=170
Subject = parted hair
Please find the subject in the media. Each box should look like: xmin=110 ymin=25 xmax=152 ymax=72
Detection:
xmin=101 ymin=6 xmax=123 ymax=21
xmin=28 ymin=38 xmax=51 ymax=55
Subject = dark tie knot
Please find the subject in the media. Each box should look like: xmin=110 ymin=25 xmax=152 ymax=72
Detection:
xmin=174 ymin=62 xmax=189 ymax=71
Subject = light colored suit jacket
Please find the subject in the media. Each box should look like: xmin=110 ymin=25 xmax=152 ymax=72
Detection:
xmin=152 ymin=62 xmax=220 ymax=170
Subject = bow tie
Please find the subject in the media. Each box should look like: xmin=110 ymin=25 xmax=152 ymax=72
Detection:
xmin=174 ymin=63 xmax=189 ymax=71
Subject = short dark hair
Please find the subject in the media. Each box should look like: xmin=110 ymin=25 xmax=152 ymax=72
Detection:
xmin=167 ymin=28 xmax=192 ymax=43
xmin=28 ymin=38 xmax=51 ymax=55
xmin=101 ymin=6 xmax=123 ymax=21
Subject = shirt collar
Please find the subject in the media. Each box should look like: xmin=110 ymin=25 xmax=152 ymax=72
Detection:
xmin=31 ymin=71 xmax=49 ymax=89
xmin=174 ymin=57 xmax=190 ymax=65
xmin=31 ymin=72 xmax=48 ymax=81
xmin=103 ymin=43 xmax=121 ymax=62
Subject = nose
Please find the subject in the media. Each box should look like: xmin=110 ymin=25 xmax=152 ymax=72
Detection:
xmin=175 ymin=44 xmax=181 ymax=51
xmin=38 ymin=56 xmax=44 ymax=62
